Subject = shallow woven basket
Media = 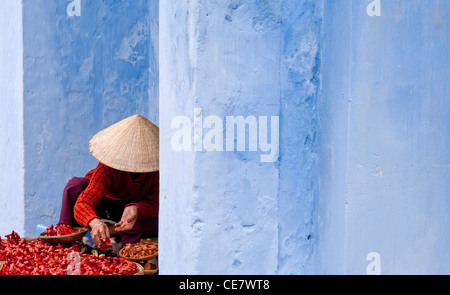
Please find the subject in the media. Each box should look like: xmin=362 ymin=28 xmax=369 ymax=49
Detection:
xmin=38 ymin=227 xmax=88 ymax=244
xmin=144 ymin=268 xmax=158 ymax=275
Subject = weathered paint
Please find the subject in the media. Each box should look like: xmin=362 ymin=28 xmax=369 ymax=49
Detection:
xmin=160 ymin=0 xmax=450 ymax=275
xmin=159 ymin=0 xmax=322 ymax=274
xmin=16 ymin=0 xmax=158 ymax=236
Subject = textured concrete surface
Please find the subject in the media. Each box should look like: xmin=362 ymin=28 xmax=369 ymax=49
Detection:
xmin=319 ymin=0 xmax=450 ymax=274
xmin=159 ymin=0 xmax=322 ymax=274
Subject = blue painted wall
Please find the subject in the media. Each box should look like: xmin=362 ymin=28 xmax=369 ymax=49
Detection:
xmin=343 ymin=0 xmax=450 ymax=275
xmin=278 ymin=0 xmax=322 ymax=274
xmin=20 ymin=0 xmax=159 ymax=236
xmin=0 ymin=1 xmax=24 ymax=236
xmin=319 ymin=0 xmax=450 ymax=274
xmin=1 ymin=0 xmax=449 ymax=275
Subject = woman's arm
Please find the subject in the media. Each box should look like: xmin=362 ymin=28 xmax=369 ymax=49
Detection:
xmin=74 ymin=163 xmax=113 ymax=229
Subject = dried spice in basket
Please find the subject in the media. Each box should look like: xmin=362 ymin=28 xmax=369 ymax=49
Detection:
xmin=121 ymin=238 xmax=158 ymax=259
xmin=46 ymin=223 xmax=80 ymax=236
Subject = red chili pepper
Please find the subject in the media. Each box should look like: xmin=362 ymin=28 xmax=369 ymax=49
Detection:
xmin=99 ymin=237 xmax=113 ymax=251
xmin=46 ymin=225 xmax=57 ymax=236
xmin=4 ymin=231 xmax=21 ymax=244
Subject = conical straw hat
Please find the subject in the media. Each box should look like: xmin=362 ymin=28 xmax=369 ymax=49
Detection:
xmin=89 ymin=114 xmax=159 ymax=173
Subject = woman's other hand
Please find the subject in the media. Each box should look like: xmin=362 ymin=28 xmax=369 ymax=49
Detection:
xmin=115 ymin=205 xmax=138 ymax=233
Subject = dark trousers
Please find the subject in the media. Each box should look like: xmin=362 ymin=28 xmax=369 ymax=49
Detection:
xmin=59 ymin=177 xmax=158 ymax=245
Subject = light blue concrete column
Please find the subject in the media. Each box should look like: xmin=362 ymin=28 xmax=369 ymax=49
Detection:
xmin=160 ymin=0 xmax=322 ymax=274
xmin=0 ymin=1 xmax=25 ymax=236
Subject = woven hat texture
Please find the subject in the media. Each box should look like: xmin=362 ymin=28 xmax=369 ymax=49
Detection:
xmin=89 ymin=114 xmax=159 ymax=172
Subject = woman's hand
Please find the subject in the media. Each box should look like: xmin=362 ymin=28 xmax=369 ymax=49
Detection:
xmin=88 ymin=218 xmax=110 ymax=247
xmin=115 ymin=205 xmax=138 ymax=233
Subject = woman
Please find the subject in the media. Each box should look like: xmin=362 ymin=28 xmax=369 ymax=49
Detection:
xmin=58 ymin=114 xmax=159 ymax=248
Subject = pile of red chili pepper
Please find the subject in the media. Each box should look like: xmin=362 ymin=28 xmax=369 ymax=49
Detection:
xmin=0 ymin=231 xmax=137 ymax=275
xmin=78 ymin=254 xmax=137 ymax=275
xmin=45 ymin=223 xmax=80 ymax=236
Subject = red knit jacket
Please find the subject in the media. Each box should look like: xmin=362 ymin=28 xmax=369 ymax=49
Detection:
xmin=73 ymin=162 xmax=159 ymax=229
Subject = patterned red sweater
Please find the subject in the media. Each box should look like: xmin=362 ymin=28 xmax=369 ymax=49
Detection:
xmin=74 ymin=162 xmax=159 ymax=229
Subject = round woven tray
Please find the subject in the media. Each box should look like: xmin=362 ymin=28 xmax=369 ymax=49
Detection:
xmin=118 ymin=247 xmax=158 ymax=262
xmin=144 ymin=268 xmax=158 ymax=275
xmin=38 ymin=227 xmax=88 ymax=244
